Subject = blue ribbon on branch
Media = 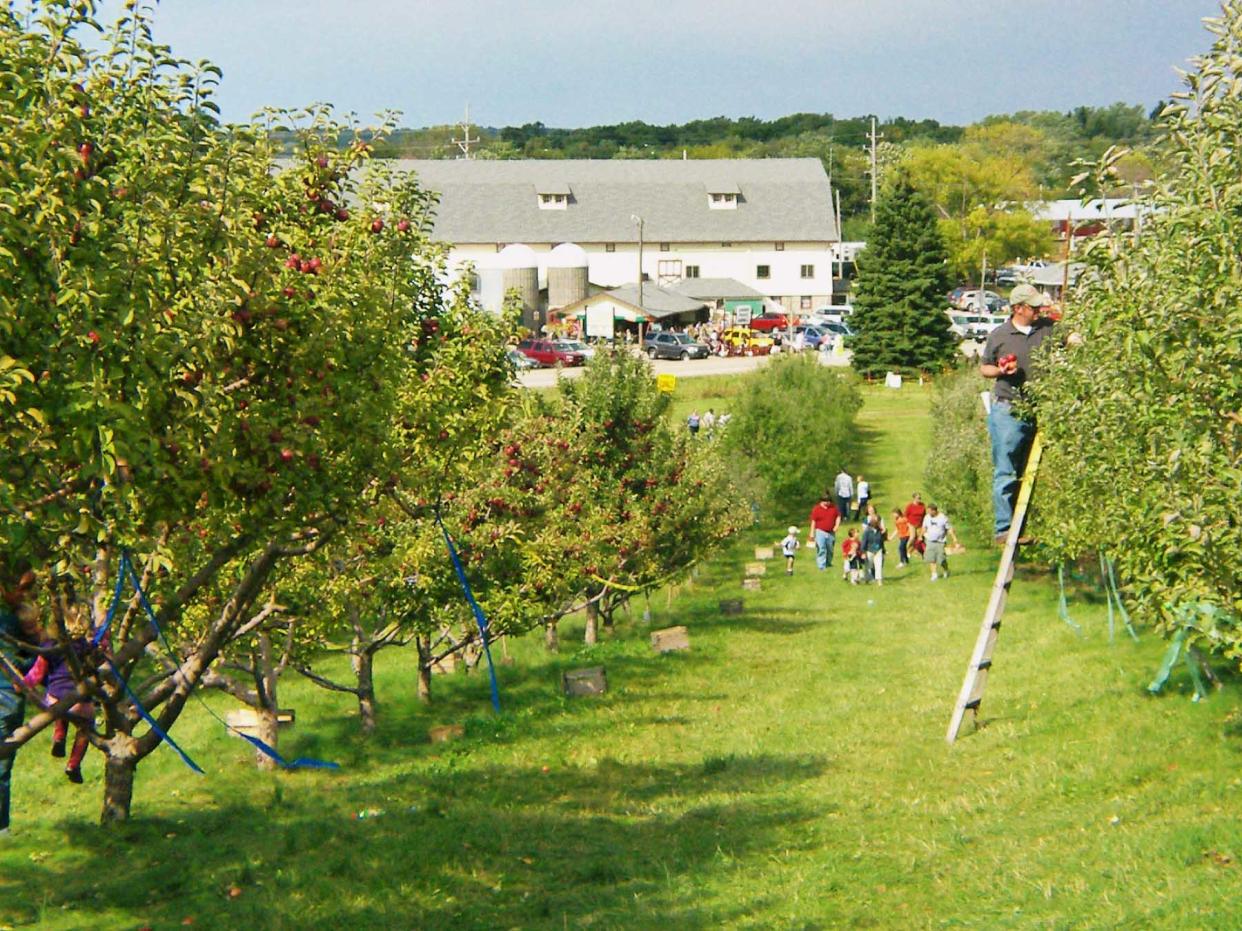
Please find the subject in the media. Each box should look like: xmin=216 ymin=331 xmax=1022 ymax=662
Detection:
xmin=434 ymin=511 xmax=501 ymax=712
xmin=119 ymin=549 xmax=339 ymax=771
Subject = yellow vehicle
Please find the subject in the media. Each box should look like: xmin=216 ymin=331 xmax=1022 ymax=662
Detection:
xmin=720 ymin=327 xmax=774 ymax=355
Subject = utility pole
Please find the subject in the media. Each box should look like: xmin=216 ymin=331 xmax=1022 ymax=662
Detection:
xmin=631 ymin=214 xmax=645 ymax=346
xmin=451 ymin=104 xmax=479 ymax=160
xmin=867 ymin=116 xmax=882 ymax=223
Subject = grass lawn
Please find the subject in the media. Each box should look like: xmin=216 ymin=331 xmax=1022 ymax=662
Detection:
xmin=2 ymin=381 xmax=1239 ymax=929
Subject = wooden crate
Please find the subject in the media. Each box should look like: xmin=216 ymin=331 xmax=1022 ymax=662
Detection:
xmin=431 ymin=652 xmax=458 ymax=675
xmin=753 ymin=546 xmax=775 ymax=560
xmin=428 ymin=723 xmax=465 ymax=744
xmin=742 ymin=577 xmax=762 ymax=592
xmin=745 ymin=561 xmax=767 ymax=577
xmin=225 ymin=708 xmax=295 ymax=737
xmin=650 ymin=625 xmax=691 ymax=653
xmin=718 ymin=598 xmax=744 ymax=616
xmin=562 ymin=666 xmax=608 ymax=697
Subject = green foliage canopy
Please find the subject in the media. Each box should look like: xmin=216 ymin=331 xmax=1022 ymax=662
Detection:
xmin=1031 ymin=4 xmax=1242 ymax=663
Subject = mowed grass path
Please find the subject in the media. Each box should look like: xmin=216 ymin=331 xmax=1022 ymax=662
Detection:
xmin=2 ymin=383 xmax=1240 ymax=929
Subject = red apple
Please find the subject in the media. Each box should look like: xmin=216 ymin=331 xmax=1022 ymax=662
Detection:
xmin=396 ymin=219 xmax=411 ymax=233
xmin=279 ymin=448 xmax=295 ymax=463
xmin=87 ymin=330 xmax=100 ymax=345
xmin=335 ymin=207 xmax=350 ymax=222
xmin=370 ymin=218 xmax=384 ymax=234
xmin=265 ymin=235 xmax=280 ymax=249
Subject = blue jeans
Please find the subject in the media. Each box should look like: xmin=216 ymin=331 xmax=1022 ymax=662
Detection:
xmin=835 ymin=496 xmax=851 ymax=521
xmin=0 ymin=688 xmax=23 ymax=831
xmin=814 ymin=529 xmax=835 ymax=569
xmin=988 ymin=401 xmax=1035 ymax=535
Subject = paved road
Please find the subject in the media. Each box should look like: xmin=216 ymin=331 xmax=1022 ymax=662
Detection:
xmin=518 ymin=348 xmax=852 ymax=389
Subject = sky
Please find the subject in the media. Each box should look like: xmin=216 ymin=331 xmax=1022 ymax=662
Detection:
xmin=93 ymin=0 xmax=1222 ymax=129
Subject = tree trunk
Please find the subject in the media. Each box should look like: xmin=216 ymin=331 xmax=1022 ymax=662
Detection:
xmin=254 ymin=707 xmax=279 ymax=771
xmin=544 ymin=619 xmax=559 ymax=652
xmin=351 ymin=644 xmax=377 ymax=732
xmin=100 ymin=736 xmax=138 ymax=824
xmin=254 ymin=634 xmax=279 ymax=771
xmin=416 ymin=635 xmax=432 ymax=704
xmin=584 ymin=600 xmax=599 ymax=645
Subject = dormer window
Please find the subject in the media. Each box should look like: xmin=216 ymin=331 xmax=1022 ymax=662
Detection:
xmin=707 ymin=182 xmax=740 ymax=209
xmin=537 ymin=182 xmax=571 ymax=209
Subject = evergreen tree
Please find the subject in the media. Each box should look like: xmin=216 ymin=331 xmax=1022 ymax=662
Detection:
xmin=849 ymin=176 xmax=957 ymax=376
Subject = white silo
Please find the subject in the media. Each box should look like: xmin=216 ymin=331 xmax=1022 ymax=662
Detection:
xmin=547 ymin=242 xmax=590 ymax=313
xmin=497 ymin=243 xmax=541 ymax=331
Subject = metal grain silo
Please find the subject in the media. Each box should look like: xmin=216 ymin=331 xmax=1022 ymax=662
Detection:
xmin=497 ymin=243 xmax=541 ymax=331
xmin=547 ymin=242 xmax=589 ymax=312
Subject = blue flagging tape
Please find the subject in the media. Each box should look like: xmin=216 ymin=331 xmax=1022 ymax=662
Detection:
xmin=89 ymin=555 xmax=129 ymax=647
xmin=120 ymin=549 xmax=339 ymax=771
xmin=434 ymin=512 xmax=501 ymax=712
xmin=104 ymin=655 xmax=204 ymax=774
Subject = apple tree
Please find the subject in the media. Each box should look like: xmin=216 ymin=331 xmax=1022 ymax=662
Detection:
xmin=0 ymin=3 xmax=460 ymax=818
xmin=1030 ymin=6 xmax=1242 ymax=670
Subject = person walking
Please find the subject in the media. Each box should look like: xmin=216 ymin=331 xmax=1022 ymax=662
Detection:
xmin=780 ymin=527 xmax=801 ymax=575
xmin=1 ymin=568 xmax=39 ymax=837
xmin=834 ymin=469 xmax=854 ymax=521
xmin=892 ymin=508 xmax=912 ymax=567
xmin=861 ymin=515 xmax=887 ymax=585
xmin=807 ymin=492 xmax=841 ymax=571
xmin=841 ymin=529 xmax=863 ymax=584
xmin=921 ymin=503 xmax=961 ymax=581
xmin=980 ymin=284 xmax=1056 ymax=545
xmin=687 ymin=410 xmax=701 ymax=437
xmin=855 ymin=475 xmax=870 ymax=520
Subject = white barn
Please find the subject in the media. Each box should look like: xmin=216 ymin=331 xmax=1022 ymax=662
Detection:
xmin=393 ymin=158 xmax=840 ymax=318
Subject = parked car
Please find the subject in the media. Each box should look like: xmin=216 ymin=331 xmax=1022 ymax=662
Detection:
xmin=808 ymin=304 xmax=853 ymax=325
xmin=748 ymin=312 xmax=793 ymax=332
xmin=515 ymin=337 xmax=587 ymax=367
xmin=720 ymin=327 xmax=773 ymax=355
xmin=792 ymin=324 xmax=833 ymax=349
xmin=958 ymin=289 xmax=1005 ymax=312
xmin=994 ymin=267 xmax=1020 ymax=287
xmin=645 ymin=331 xmax=711 ymax=360
xmin=555 ymin=338 xmax=596 ymax=360
xmin=507 ymin=348 xmax=538 ymax=370
xmin=946 ymin=312 xmax=973 ymax=338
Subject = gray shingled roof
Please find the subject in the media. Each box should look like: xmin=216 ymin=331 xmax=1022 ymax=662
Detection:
xmin=669 ymin=277 xmax=764 ymax=300
xmin=565 ymin=283 xmax=707 ymax=320
xmin=389 ymin=158 xmax=837 ymax=244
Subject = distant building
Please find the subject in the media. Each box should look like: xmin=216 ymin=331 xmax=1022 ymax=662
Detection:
xmin=1030 ymin=199 xmax=1152 ymax=240
xmin=393 ymin=158 xmax=840 ymax=322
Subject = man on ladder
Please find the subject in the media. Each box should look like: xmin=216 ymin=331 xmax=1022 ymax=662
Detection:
xmin=980 ymin=284 xmax=1057 ymax=547
xmin=946 ymin=285 xmax=1060 ymax=743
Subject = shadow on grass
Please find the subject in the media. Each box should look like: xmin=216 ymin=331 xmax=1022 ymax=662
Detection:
xmin=5 ymin=752 xmax=830 ymax=928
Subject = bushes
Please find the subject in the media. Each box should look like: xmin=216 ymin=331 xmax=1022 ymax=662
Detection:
xmin=721 ymin=354 xmax=861 ymax=517
xmin=923 ymin=365 xmax=993 ymax=543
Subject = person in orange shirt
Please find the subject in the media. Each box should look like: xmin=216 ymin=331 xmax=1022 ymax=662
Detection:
xmin=892 ymin=508 xmax=912 ymax=567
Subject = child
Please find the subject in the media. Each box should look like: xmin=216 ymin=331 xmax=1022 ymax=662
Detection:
xmin=780 ymin=526 xmax=800 ymax=575
xmin=861 ymin=515 xmax=886 ymax=586
xmin=841 ymin=528 xmax=862 ymax=584
xmin=893 ymin=509 xmax=911 ymax=567
xmin=23 ymin=602 xmax=95 ymax=784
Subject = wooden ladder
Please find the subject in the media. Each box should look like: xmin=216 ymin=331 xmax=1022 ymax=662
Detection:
xmin=946 ymin=432 xmax=1043 ymax=744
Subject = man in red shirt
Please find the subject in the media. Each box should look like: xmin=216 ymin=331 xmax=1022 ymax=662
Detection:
xmin=807 ymin=492 xmax=841 ymax=571
xmin=904 ymin=493 xmax=927 ymax=556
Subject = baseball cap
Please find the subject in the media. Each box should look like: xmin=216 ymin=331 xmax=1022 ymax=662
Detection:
xmin=1008 ymin=284 xmax=1051 ymax=308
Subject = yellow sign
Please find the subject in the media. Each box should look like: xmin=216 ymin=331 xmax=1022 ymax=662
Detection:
xmin=656 ymin=373 xmax=677 ymax=394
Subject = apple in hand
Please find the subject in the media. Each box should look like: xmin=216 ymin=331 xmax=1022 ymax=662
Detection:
xmin=998 ymin=353 xmax=1018 ymax=375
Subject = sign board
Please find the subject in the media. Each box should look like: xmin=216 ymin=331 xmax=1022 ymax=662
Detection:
xmin=734 ymin=306 xmax=753 ymax=326
xmin=585 ymin=303 xmax=615 ymax=340
xmin=656 ymin=373 xmax=676 ymax=394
